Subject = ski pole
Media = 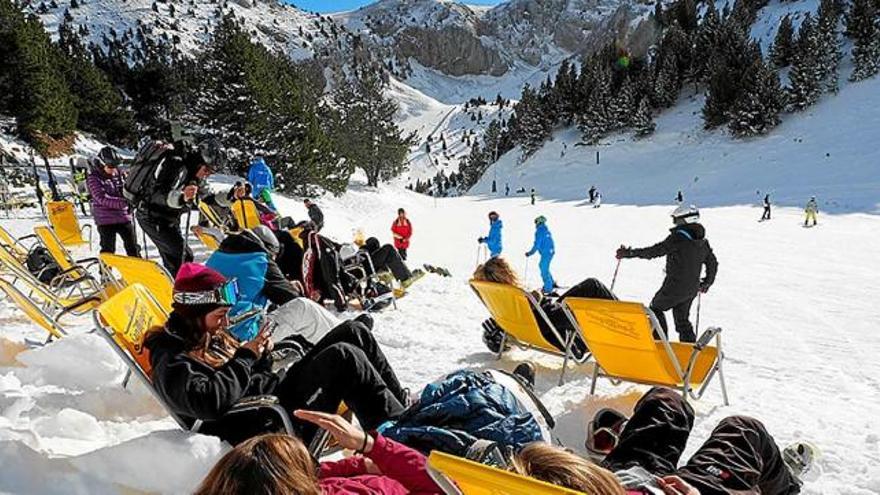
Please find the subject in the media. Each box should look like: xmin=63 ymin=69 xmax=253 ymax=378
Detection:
xmin=695 ymin=291 xmax=702 ymax=335
xmin=475 ymin=243 xmax=481 ymax=267
xmin=523 ymin=256 xmax=530 ymax=287
xmin=181 ymin=202 xmax=193 ymax=268
xmin=610 ymin=258 xmax=622 ymax=292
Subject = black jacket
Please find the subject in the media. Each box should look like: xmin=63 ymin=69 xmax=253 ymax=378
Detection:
xmin=275 ymin=230 xmax=305 ymax=282
xmin=141 ymin=145 xmax=233 ymax=220
xmin=145 ymin=319 xmax=280 ymax=427
xmin=216 ymin=231 xmax=300 ymax=306
xmin=624 ymin=223 xmax=718 ymax=300
xmin=307 ymin=203 xmax=324 ymax=231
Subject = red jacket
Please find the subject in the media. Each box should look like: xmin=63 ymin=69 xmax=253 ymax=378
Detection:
xmin=391 ymin=219 xmax=412 ymax=250
xmin=319 ymin=434 xmax=439 ymax=494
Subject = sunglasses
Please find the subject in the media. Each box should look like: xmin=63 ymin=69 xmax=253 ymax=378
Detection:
xmin=173 ymin=278 xmax=240 ymax=306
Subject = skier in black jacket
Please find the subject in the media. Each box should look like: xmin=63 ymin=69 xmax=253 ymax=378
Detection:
xmin=145 ymin=263 xmax=406 ymax=444
xmin=616 ymin=205 xmax=718 ymax=342
xmin=135 ymin=139 xmax=244 ymax=275
xmin=304 ymin=199 xmax=324 ymax=231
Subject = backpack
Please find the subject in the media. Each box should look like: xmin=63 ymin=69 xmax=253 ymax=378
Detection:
xmin=123 ymin=140 xmax=174 ymax=204
xmin=26 ymin=246 xmax=61 ymax=284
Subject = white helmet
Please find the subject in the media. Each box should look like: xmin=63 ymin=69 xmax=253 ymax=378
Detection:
xmin=671 ymin=204 xmax=700 ymax=225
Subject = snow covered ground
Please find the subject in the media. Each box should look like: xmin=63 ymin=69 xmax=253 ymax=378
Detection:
xmin=1 ymin=175 xmax=879 ymax=493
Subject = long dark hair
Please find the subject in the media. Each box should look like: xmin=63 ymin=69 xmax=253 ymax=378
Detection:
xmin=146 ymin=309 xmax=238 ymax=368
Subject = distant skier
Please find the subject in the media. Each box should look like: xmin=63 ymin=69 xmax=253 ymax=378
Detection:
xmin=761 ymin=193 xmax=771 ymax=221
xmin=588 ymin=185 xmax=596 ymax=204
xmin=478 ymin=211 xmax=503 ymax=258
xmin=247 ymin=155 xmax=276 ymax=210
xmin=505 ymin=183 xmax=510 ymax=196
xmin=526 ymin=215 xmax=556 ymax=295
xmin=616 ymin=205 xmax=718 ymax=342
xmin=492 ymin=179 xmax=497 ymax=193
xmin=530 ymin=188 xmax=536 ymax=205
xmin=593 ymin=191 xmax=602 ymax=208
xmin=804 ymin=196 xmax=818 ymax=227
xmin=675 ymin=190 xmax=683 ymax=204
xmin=391 ymin=207 xmax=412 ymax=260
xmin=303 ymin=198 xmax=324 ymax=231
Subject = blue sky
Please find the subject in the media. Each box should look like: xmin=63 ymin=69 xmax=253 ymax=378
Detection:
xmin=290 ymin=0 xmax=503 ymax=14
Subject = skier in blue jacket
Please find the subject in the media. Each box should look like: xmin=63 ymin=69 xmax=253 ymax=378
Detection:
xmin=478 ymin=211 xmax=503 ymax=258
xmin=525 ymin=215 xmax=556 ymax=294
xmin=247 ymin=156 xmax=276 ymax=209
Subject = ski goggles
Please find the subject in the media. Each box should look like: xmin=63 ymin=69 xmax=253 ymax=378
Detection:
xmin=586 ymin=408 xmax=628 ymax=456
xmin=172 ymin=278 xmax=240 ymax=306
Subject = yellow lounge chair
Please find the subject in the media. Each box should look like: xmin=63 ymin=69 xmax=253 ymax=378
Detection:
xmin=562 ymin=298 xmax=729 ymax=405
xmin=470 ymin=280 xmax=590 ymax=385
xmin=0 ymin=225 xmax=36 ymax=262
xmin=198 ymin=200 xmax=229 ymax=231
xmin=191 ymin=225 xmax=224 ymax=251
xmin=46 ymin=200 xmax=92 ymax=247
xmin=0 ymin=277 xmax=78 ymax=343
xmin=99 ymin=253 xmax=174 ymax=312
xmin=231 ymin=199 xmax=262 ymax=230
xmin=93 ymin=283 xmax=297 ymax=440
xmin=33 ymin=225 xmax=102 ymax=283
xmin=427 ymin=451 xmax=585 ymax=495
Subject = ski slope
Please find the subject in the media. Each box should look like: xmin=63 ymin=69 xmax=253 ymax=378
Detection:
xmin=0 ymin=173 xmax=879 ymax=493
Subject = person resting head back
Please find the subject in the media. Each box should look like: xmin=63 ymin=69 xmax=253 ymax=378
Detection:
xmin=511 ymin=443 xmax=625 ymax=495
xmin=473 ymin=256 xmax=521 ymax=288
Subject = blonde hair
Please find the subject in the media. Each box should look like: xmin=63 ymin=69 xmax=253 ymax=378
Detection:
xmin=473 ymin=257 xmax=521 ymax=288
xmin=511 ymin=443 xmax=625 ymax=495
xmin=195 ymin=434 xmax=321 ymax=495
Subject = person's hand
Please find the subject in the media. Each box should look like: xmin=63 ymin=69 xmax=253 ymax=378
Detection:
xmin=699 ymin=281 xmax=710 ymax=293
xmin=478 ymin=237 xmax=484 ymax=243
xmin=363 ymin=457 xmax=381 ymax=474
xmin=241 ymin=327 xmax=273 ymax=356
xmin=658 ymin=476 xmax=700 ymax=495
xmin=525 ymin=251 xmax=532 ymax=257
xmin=616 ymin=245 xmax=631 ymax=259
xmin=183 ymin=184 xmax=199 ymax=202
xmin=294 ymin=410 xmax=374 ymax=454
xmin=233 ymin=184 xmax=247 ymax=199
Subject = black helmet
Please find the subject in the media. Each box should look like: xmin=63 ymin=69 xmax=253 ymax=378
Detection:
xmin=98 ymin=146 xmax=121 ymax=167
xmin=197 ymin=138 xmax=227 ymax=170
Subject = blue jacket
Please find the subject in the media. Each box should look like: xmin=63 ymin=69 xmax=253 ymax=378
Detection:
xmin=379 ymin=370 xmax=543 ymax=456
xmin=527 ymin=223 xmax=554 ymax=257
xmin=483 ymin=219 xmax=503 ymax=255
xmin=247 ymin=158 xmax=274 ymax=199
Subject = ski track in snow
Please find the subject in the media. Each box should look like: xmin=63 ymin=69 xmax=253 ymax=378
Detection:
xmin=1 ymin=184 xmax=879 ymax=493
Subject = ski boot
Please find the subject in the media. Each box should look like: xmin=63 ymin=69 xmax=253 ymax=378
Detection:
xmin=783 ymin=442 xmax=819 ymax=483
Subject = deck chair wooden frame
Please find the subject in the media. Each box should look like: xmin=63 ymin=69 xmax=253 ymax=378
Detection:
xmin=0 ymin=243 xmax=105 ymax=315
xmin=427 ymin=450 xmax=586 ymax=495
xmin=562 ymin=297 xmax=729 ymax=405
xmin=469 ymin=280 xmax=590 ymax=385
xmin=93 ymin=283 xmax=297 ymax=438
xmin=98 ymin=253 xmax=175 ymax=312
xmin=33 ymin=225 xmax=102 ymax=286
xmin=0 ymin=277 xmax=82 ymax=343
xmin=231 ymin=199 xmax=262 ymax=231
xmin=46 ymin=200 xmax=92 ymax=247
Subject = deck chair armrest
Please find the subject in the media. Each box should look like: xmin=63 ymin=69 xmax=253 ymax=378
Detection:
xmin=228 ymin=395 xmax=295 ymax=435
xmin=694 ymin=326 xmax=722 ymax=351
xmin=49 ymin=267 xmax=95 ymax=288
xmin=56 ymin=295 xmax=103 ymax=320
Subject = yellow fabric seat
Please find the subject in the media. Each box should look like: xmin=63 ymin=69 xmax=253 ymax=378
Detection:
xmin=46 ymin=200 xmax=91 ymax=247
xmin=33 ymin=225 xmax=100 ymax=278
xmin=0 ymin=277 xmax=70 ymax=342
xmin=99 ymin=253 xmax=174 ymax=312
xmin=427 ymin=451 xmax=585 ymax=495
xmin=562 ymin=297 xmax=729 ymax=404
xmin=192 ymin=226 xmax=224 ymax=252
xmin=231 ymin=199 xmax=262 ymax=230
xmin=198 ymin=201 xmax=229 ymax=231
xmin=470 ymin=279 xmax=590 ymax=385
xmin=0 ymin=225 xmax=34 ymax=261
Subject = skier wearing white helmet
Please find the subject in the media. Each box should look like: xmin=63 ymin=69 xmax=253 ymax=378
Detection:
xmin=616 ymin=205 xmax=718 ymax=342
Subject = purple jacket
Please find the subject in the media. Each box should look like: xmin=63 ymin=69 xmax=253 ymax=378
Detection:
xmin=86 ymin=162 xmax=132 ymax=226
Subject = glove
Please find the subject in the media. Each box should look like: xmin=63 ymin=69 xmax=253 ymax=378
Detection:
xmin=478 ymin=237 xmax=485 ymax=243
xmin=616 ymin=246 xmax=632 ymax=259
xmin=699 ymin=281 xmax=711 ymax=293
xmin=525 ymin=251 xmax=532 ymax=257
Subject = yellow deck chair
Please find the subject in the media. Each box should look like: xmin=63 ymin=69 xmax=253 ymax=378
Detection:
xmin=198 ymin=200 xmax=229 ymax=231
xmin=0 ymin=225 xmax=36 ymax=262
xmin=99 ymin=253 xmax=174 ymax=312
xmin=46 ymin=200 xmax=92 ymax=247
xmin=191 ymin=225 xmax=224 ymax=251
xmin=427 ymin=451 xmax=585 ymax=495
xmin=33 ymin=225 xmax=102 ymax=280
xmin=94 ymin=283 xmax=298 ymax=437
xmin=470 ymin=280 xmax=590 ymax=385
xmin=563 ymin=298 xmax=729 ymax=405
xmin=0 ymin=277 xmax=71 ymax=343
xmin=231 ymin=199 xmax=262 ymax=230
xmin=0 ymin=243 xmax=105 ymax=312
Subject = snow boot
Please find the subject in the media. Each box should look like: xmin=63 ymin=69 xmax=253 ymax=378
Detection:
xmin=401 ymin=268 xmax=425 ymax=289
xmin=783 ymin=442 xmax=819 ymax=483
xmin=512 ymin=362 xmax=536 ymax=390
xmin=482 ymin=319 xmax=510 ymax=353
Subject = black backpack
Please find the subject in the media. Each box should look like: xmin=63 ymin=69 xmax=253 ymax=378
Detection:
xmin=26 ymin=246 xmax=61 ymax=284
xmin=123 ymin=140 xmax=174 ymax=204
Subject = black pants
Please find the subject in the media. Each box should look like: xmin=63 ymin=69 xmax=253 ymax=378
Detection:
xmin=397 ymin=248 xmax=407 ymax=260
xmin=605 ymin=388 xmax=799 ymax=495
xmin=137 ymin=210 xmax=192 ymax=276
xmin=368 ymin=245 xmax=411 ymax=282
xmin=762 ymin=206 xmax=771 ymax=220
xmin=650 ymin=291 xmax=696 ymax=342
xmin=275 ymin=321 xmax=406 ymax=440
xmin=97 ymin=222 xmax=139 ymax=257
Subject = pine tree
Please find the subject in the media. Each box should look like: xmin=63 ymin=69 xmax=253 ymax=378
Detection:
xmin=847 ymin=0 xmax=880 ymax=81
xmin=513 ymin=85 xmax=552 ymax=157
xmin=787 ymin=15 xmax=823 ymax=110
xmin=729 ymin=55 xmax=785 ymax=136
xmin=702 ymin=22 xmax=756 ymax=128
xmin=578 ymin=65 xmax=612 ymax=144
xmin=692 ymin=1 xmax=721 ymax=85
xmin=608 ymin=77 xmax=636 ymax=130
xmin=632 ymin=97 xmax=656 ymax=137
xmin=769 ymin=15 xmax=795 ymax=67
xmin=553 ymin=59 xmax=579 ymax=125
xmin=815 ymin=0 xmax=843 ymax=93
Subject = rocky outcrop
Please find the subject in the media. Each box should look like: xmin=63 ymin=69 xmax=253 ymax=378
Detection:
xmin=395 ymin=25 xmax=508 ymax=76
